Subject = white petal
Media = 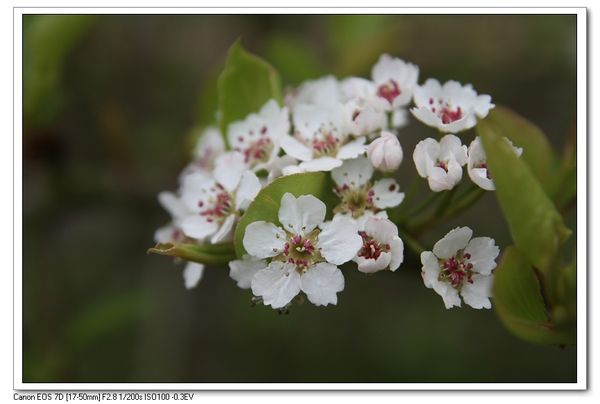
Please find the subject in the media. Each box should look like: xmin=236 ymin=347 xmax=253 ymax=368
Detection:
xmin=413 ymin=138 xmax=439 ymax=178
xmin=439 ymin=286 xmax=462 ymax=309
xmin=464 ymin=237 xmax=500 ymax=275
xmin=469 ymin=166 xmax=495 ymax=191
xmin=183 ymin=262 xmax=204 ymax=289
xmin=229 ymin=256 xmax=268 ymax=289
xmin=280 ymin=135 xmax=313 ymax=161
xmin=433 ymin=227 xmax=473 ymax=259
xmin=213 ymin=152 xmax=247 ymax=192
xmin=440 ymin=134 xmax=468 ymax=166
xmin=389 ymin=236 xmax=404 ymax=271
xmin=317 ymin=215 xmax=362 ymax=265
xmin=193 ymin=126 xmax=225 ymax=162
xmin=154 ymin=224 xmax=177 ymax=244
xmin=181 ymin=215 xmax=219 ymax=239
xmin=372 ymin=178 xmax=405 ymax=209
xmin=300 ymin=262 xmax=345 ymax=306
xmin=210 ymin=214 xmax=236 ymax=244
xmin=180 ymin=171 xmax=216 ymax=212
xmin=243 ymin=221 xmax=287 ymax=258
xmin=474 ymin=94 xmax=494 ymax=118
xmin=158 ymin=192 xmax=189 ymax=220
xmin=355 ymin=252 xmax=391 ymax=274
xmin=421 ymin=251 xmax=441 ymax=289
xmin=337 ymin=137 xmax=367 ymax=160
xmin=251 ymin=262 xmax=301 ymax=309
xmin=278 ymin=193 xmax=326 ymax=235
xmin=297 ymin=157 xmax=343 ymax=172
xmin=235 ymin=170 xmax=262 ymax=211
xmin=461 ymin=274 xmax=493 ymax=309
xmin=410 ymin=106 xmax=443 ymax=129
xmin=331 ymin=155 xmax=374 ymax=187
xmin=364 ymin=216 xmax=398 ymax=243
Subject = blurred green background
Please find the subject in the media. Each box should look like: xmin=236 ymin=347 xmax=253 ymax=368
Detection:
xmin=23 ymin=14 xmax=577 ymax=382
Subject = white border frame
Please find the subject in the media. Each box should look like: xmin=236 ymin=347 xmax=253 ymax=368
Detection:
xmin=12 ymin=6 xmax=587 ymax=391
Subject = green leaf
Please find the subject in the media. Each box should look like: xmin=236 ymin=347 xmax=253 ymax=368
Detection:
xmin=217 ymin=39 xmax=282 ymax=146
xmin=486 ymin=106 xmax=559 ymax=194
xmin=478 ymin=119 xmax=571 ymax=272
xmin=147 ymin=242 xmax=236 ymax=266
xmin=233 ymin=172 xmax=335 ymax=257
xmin=264 ymin=36 xmax=326 ymax=85
xmin=493 ymin=247 xmax=575 ymax=345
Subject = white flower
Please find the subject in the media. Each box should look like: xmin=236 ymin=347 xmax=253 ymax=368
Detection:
xmin=183 ymin=262 xmax=204 ymax=289
xmin=180 ymin=166 xmax=261 ymax=244
xmin=467 ymin=136 xmax=523 ymax=191
xmin=229 ymin=255 xmax=268 ymax=289
xmin=353 ymin=216 xmax=404 ymax=273
xmin=421 ymin=227 xmax=499 ymax=309
xmin=367 ymin=131 xmax=403 ymax=172
xmin=227 ymin=99 xmax=290 ymax=169
xmin=180 ymin=126 xmax=225 ymax=177
xmin=332 ymin=156 xmax=405 ymax=218
xmin=242 ymin=193 xmax=362 ymax=309
xmin=286 ymin=75 xmax=342 ymax=108
xmin=413 ymin=134 xmax=468 ymax=192
xmin=154 ymin=191 xmax=192 ymax=244
xmin=371 ymin=54 xmax=419 ymax=110
xmin=280 ymin=103 xmax=367 ymax=173
xmin=411 ymin=79 xmax=494 ymax=133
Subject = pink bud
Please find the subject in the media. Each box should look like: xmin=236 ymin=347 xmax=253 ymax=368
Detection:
xmin=367 ymin=131 xmax=403 ymax=172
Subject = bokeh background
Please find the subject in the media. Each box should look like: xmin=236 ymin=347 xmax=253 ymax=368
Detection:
xmin=23 ymin=14 xmax=577 ymax=382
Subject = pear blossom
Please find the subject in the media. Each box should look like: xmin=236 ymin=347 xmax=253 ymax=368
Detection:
xmin=285 ymin=75 xmax=343 ymax=108
xmin=331 ymin=156 xmax=405 ymax=219
xmin=421 ymin=227 xmax=499 ymax=309
xmin=154 ymin=191 xmax=192 ymax=244
xmin=229 ymin=255 xmax=268 ymax=289
xmin=353 ymin=216 xmax=404 ymax=274
xmin=413 ymin=134 xmax=468 ymax=192
xmin=242 ymin=193 xmax=362 ymax=309
xmin=180 ymin=126 xmax=225 ymax=177
xmin=180 ymin=166 xmax=261 ymax=244
xmin=371 ymin=54 xmax=419 ymax=110
xmin=227 ymin=99 xmax=290 ymax=170
xmin=467 ymin=136 xmax=523 ymax=191
xmin=280 ymin=103 xmax=367 ymax=173
xmin=367 ymin=131 xmax=403 ymax=172
xmin=411 ymin=79 xmax=494 ymax=132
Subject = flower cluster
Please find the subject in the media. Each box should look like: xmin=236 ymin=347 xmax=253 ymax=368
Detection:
xmin=155 ymin=52 xmax=509 ymax=310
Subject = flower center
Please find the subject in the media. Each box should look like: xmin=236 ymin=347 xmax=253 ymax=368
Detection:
xmin=280 ymin=230 xmax=323 ymax=271
xmin=333 ymin=183 xmax=376 ymax=218
xmin=239 ymin=136 xmax=273 ymax=165
xmin=198 ymin=185 xmax=234 ymax=222
xmin=476 ymin=162 xmax=492 ymax=179
xmin=377 ymin=80 xmax=401 ymax=104
xmin=438 ymin=252 xmax=474 ymax=289
xmin=436 ymin=160 xmax=449 ymax=173
xmin=311 ymin=132 xmax=341 ymax=157
xmin=358 ymin=231 xmax=390 ymax=260
xmin=428 ymin=98 xmax=463 ymax=124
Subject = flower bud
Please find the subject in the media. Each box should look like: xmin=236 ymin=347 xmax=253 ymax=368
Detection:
xmin=367 ymin=131 xmax=403 ymax=172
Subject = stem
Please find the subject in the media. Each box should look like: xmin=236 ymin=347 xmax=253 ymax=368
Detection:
xmin=398 ymin=227 xmax=425 ymax=256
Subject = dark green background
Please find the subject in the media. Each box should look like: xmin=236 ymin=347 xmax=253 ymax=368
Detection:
xmin=23 ymin=14 xmax=577 ymax=382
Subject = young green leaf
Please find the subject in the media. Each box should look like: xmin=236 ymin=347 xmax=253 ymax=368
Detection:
xmin=217 ymin=40 xmax=282 ymax=146
xmin=486 ymin=106 xmax=558 ymax=193
xmin=233 ymin=172 xmax=336 ymax=257
xmin=147 ymin=242 xmax=236 ymax=266
xmin=493 ymin=247 xmax=575 ymax=345
xmin=479 ymin=119 xmax=571 ymax=272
